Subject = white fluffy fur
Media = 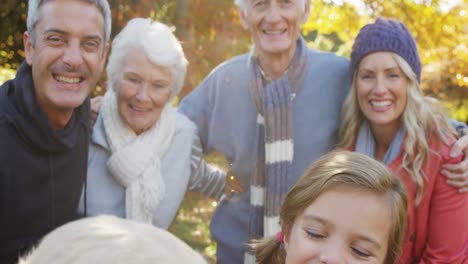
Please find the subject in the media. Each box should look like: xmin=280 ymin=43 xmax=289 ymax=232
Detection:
xmin=19 ymin=215 xmax=207 ymax=264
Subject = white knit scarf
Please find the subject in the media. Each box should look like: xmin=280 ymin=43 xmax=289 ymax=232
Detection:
xmin=101 ymin=88 xmax=176 ymax=224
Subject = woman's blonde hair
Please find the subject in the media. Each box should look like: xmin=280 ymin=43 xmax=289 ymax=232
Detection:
xmin=338 ymin=53 xmax=456 ymax=204
xmin=254 ymin=151 xmax=408 ymax=264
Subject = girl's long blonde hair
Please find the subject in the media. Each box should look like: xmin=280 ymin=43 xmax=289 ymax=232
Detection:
xmin=254 ymin=151 xmax=408 ymax=264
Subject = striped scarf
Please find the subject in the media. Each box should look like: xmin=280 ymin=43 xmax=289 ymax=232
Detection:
xmin=245 ymin=37 xmax=308 ymax=262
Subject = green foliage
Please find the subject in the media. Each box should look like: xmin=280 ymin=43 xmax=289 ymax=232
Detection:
xmin=0 ymin=0 xmax=27 ymax=70
xmin=169 ymin=152 xmax=227 ymax=261
xmin=0 ymin=68 xmax=15 ymax=84
xmin=169 ymin=192 xmax=217 ymax=263
xmin=445 ymin=99 xmax=468 ymax=124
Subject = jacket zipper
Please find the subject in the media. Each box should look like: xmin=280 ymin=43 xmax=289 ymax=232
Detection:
xmin=48 ymin=155 xmax=56 ymax=228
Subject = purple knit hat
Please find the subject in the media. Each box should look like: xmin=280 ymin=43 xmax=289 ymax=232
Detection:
xmin=350 ymin=18 xmax=422 ymax=82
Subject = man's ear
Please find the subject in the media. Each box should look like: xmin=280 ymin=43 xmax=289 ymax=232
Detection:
xmin=301 ymin=0 xmax=311 ymax=24
xmin=237 ymin=7 xmax=249 ymax=30
xmin=23 ymin=31 xmax=34 ymax=65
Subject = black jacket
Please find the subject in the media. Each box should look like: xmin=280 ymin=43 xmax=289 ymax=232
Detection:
xmin=0 ymin=62 xmax=90 ymax=263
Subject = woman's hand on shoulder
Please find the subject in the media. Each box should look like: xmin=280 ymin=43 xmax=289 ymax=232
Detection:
xmin=91 ymin=96 xmax=104 ymax=126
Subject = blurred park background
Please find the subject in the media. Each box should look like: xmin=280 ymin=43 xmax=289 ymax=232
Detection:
xmin=0 ymin=0 xmax=466 ymax=262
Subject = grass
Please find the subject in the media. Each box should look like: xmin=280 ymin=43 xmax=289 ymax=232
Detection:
xmin=169 ymin=152 xmax=228 ymax=263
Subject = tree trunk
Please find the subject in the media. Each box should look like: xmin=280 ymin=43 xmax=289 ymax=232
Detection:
xmin=174 ymin=0 xmax=190 ymax=40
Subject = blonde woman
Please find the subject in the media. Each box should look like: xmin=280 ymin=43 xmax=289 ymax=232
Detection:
xmin=339 ymin=18 xmax=468 ymax=263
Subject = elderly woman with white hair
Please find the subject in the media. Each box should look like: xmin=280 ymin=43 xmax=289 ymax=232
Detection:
xmin=78 ymin=18 xmax=225 ymax=228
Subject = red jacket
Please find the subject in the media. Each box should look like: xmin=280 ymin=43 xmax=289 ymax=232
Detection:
xmin=354 ymin=135 xmax=468 ymax=263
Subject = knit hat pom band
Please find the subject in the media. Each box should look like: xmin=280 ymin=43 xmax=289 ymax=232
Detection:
xmin=350 ymin=18 xmax=421 ymax=82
